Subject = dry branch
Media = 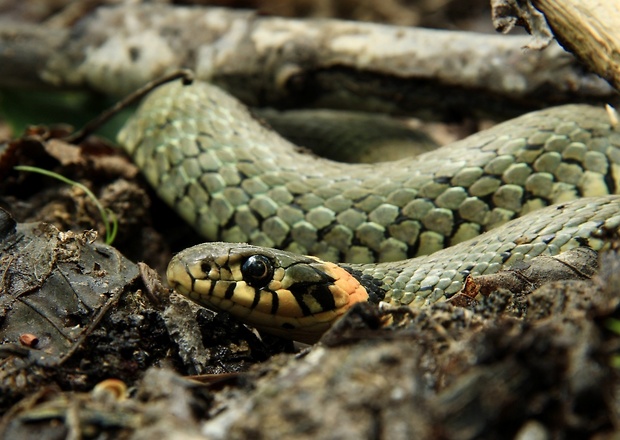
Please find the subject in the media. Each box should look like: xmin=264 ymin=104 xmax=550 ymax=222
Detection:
xmin=532 ymin=0 xmax=620 ymax=90
xmin=492 ymin=0 xmax=620 ymax=91
xmin=0 ymin=4 xmax=615 ymax=119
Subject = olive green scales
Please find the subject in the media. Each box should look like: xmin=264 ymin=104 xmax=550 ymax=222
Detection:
xmin=119 ymin=81 xmax=620 ymax=320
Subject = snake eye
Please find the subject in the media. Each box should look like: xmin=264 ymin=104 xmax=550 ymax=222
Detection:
xmin=241 ymin=255 xmax=273 ymax=288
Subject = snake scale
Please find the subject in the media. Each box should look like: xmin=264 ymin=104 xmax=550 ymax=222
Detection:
xmin=119 ymin=81 xmax=620 ymax=342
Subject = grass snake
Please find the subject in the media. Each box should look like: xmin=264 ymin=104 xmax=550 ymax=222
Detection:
xmin=118 ymin=81 xmax=620 ymax=342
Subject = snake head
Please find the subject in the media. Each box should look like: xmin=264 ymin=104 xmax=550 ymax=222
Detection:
xmin=166 ymin=242 xmax=370 ymax=343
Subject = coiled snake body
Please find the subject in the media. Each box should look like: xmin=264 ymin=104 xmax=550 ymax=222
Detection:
xmin=119 ymin=81 xmax=620 ymax=342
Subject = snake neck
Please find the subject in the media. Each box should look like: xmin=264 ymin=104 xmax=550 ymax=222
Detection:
xmin=338 ymin=264 xmax=388 ymax=304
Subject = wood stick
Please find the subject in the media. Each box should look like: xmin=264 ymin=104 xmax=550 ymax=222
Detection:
xmin=0 ymin=4 xmax=615 ymax=120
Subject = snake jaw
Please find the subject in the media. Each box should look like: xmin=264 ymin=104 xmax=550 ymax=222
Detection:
xmin=166 ymin=242 xmax=371 ymax=343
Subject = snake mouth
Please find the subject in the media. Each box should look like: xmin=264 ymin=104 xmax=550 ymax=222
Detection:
xmin=166 ymin=260 xmax=192 ymax=296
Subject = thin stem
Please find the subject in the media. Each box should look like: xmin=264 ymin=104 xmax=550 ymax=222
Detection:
xmin=14 ymin=165 xmax=117 ymax=244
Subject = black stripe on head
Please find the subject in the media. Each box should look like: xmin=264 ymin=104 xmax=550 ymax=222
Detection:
xmin=224 ymin=283 xmax=236 ymax=299
xmin=288 ymin=283 xmax=336 ymax=316
xmin=280 ymin=263 xmax=339 ymax=315
xmin=208 ymin=278 xmax=216 ymax=297
xmin=250 ymin=289 xmax=261 ymax=310
xmin=270 ymin=290 xmax=279 ymax=315
xmin=248 ymin=287 xmax=279 ymax=314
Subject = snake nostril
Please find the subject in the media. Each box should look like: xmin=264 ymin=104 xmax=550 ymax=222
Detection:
xmin=200 ymin=261 xmax=210 ymax=275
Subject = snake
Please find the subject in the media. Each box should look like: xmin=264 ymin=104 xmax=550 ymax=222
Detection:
xmin=118 ymin=80 xmax=620 ymax=343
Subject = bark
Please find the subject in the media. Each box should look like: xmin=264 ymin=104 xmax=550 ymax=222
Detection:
xmin=532 ymin=0 xmax=620 ymax=90
xmin=492 ymin=0 xmax=620 ymax=91
xmin=0 ymin=4 xmax=615 ymax=119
